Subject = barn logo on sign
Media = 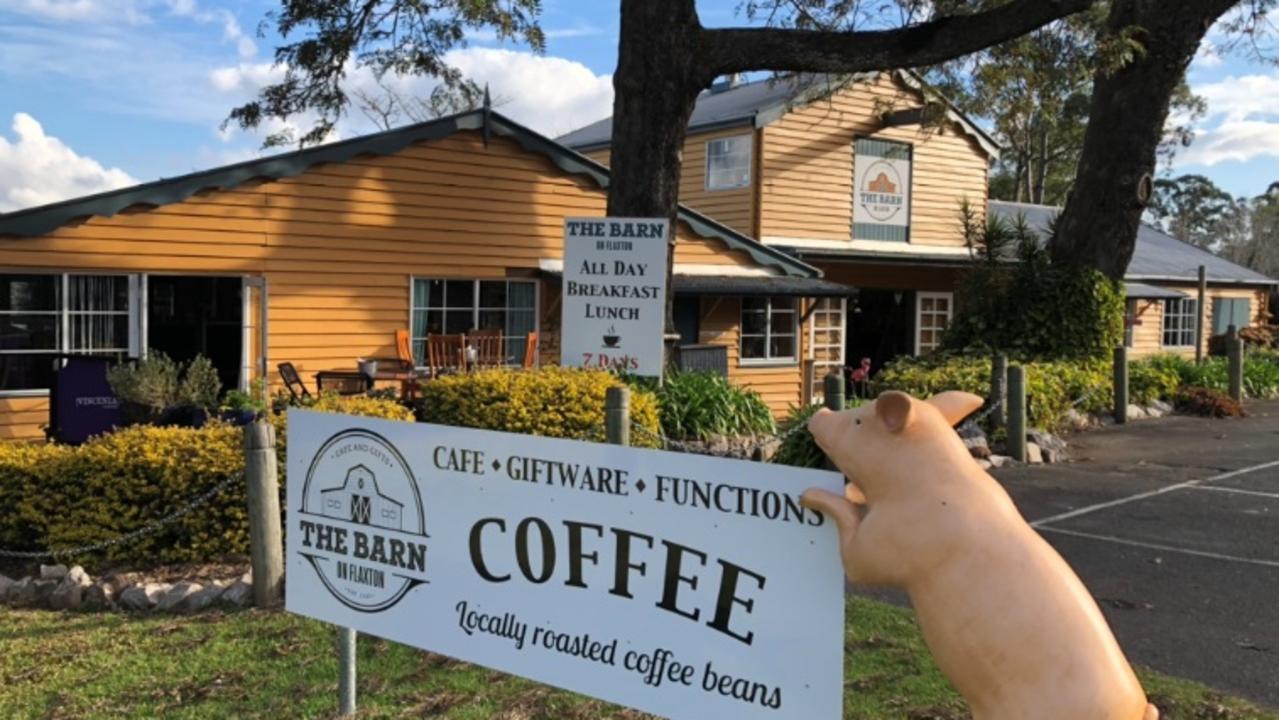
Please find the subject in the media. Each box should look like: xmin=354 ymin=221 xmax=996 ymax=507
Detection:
xmin=298 ymin=429 xmax=430 ymax=612
xmin=858 ymin=160 xmax=905 ymax=222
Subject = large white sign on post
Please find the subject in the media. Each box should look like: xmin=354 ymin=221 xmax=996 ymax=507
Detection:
xmin=562 ymin=217 xmax=670 ymax=376
xmin=287 ymin=410 xmax=846 ymax=719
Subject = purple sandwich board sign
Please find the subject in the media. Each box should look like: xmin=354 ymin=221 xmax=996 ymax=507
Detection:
xmin=52 ymin=356 xmax=121 ymax=445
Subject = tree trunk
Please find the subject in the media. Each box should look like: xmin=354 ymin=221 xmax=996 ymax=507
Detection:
xmin=608 ymin=0 xmax=710 ymax=332
xmin=1051 ymin=0 xmax=1237 ymax=279
xmin=1033 ymin=125 xmax=1049 ymax=204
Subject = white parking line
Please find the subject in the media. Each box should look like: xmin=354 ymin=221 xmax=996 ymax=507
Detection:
xmin=1029 ymin=459 xmax=1279 ymax=528
xmin=1189 ymin=485 xmax=1279 ymax=500
xmin=1037 ymin=526 xmax=1279 ymax=568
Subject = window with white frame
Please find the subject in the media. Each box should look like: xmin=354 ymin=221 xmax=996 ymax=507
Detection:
xmin=915 ymin=292 xmax=952 ymax=355
xmin=705 ymin=135 xmax=752 ymax=191
xmin=1162 ymin=298 xmax=1199 ymax=347
xmin=808 ymin=297 xmax=846 ymax=402
xmin=411 ymin=279 xmax=537 ymax=366
xmin=740 ymin=296 xmax=797 ymax=363
xmin=0 ymin=273 xmax=133 ymax=392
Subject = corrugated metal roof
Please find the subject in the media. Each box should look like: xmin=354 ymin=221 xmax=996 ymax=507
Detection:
xmin=990 ymin=200 xmax=1276 ymax=286
xmin=0 ymin=109 xmax=820 ymax=280
xmin=556 ymin=71 xmax=1001 ymax=158
xmin=671 ymin=274 xmax=855 ymax=297
xmin=1124 ymin=282 xmax=1189 ymax=299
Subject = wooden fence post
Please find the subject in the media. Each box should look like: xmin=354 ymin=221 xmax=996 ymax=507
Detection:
xmin=244 ymin=420 xmax=283 ymax=608
xmin=990 ymin=354 xmax=1008 ymax=429
xmin=1228 ymin=326 xmax=1244 ymax=402
xmin=606 ymin=387 xmax=631 ymax=447
xmin=1113 ymin=347 xmax=1129 ymax=425
xmin=1007 ymin=366 xmax=1027 ymax=463
xmin=823 ymin=372 xmax=845 ymax=412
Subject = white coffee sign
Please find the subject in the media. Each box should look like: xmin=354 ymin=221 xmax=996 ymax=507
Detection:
xmin=562 ymin=217 xmax=670 ymax=376
xmin=287 ymin=410 xmax=846 ymax=719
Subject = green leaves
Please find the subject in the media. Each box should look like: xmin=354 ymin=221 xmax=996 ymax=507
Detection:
xmin=646 ymin=370 xmax=776 ymax=442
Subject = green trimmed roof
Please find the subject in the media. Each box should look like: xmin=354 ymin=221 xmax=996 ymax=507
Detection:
xmin=0 ymin=109 xmax=820 ymax=279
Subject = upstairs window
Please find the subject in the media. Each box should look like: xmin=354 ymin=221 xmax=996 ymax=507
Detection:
xmin=705 ymin=135 xmax=752 ymax=191
xmin=1162 ymin=298 xmax=1198 ymax=348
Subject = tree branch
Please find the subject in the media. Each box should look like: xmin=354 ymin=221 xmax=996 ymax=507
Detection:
xmin=701 ymin=0 xmax=1097 ymax=75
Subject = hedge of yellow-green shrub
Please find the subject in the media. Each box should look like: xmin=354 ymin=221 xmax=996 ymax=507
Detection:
xmin=417 ymin=367 xmax=662 ymax=447
xmin=0 ymin=394 xmax=412 ymax=569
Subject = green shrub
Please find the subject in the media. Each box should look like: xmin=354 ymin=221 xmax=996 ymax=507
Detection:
xmin=180 ymin=356 xmax=223 ymax=409
xmin=1175 ymin=387 xmax=1245 ymax=418
xmin=0 ymin=395 xmax=415 ymax=570
xmin=771 ymin=400 xmax=863 ymax=469
xmin=873 ymin=355 xmax=1111 ymax=431
xmin=943 ymin=207 xmax=1125 ymax=360
xmin=1128 ymin=359 xmax=1182 ymax=405
xmin=417 ymin=367 xmax=662 ymax=448
xmin=636 ymin=370 xmax=774 ymax=440
xmin=108 ymin=352 xmax=225 ymax=422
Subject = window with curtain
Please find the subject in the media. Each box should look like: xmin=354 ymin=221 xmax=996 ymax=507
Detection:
xmin=1162 ymin=298 xmax=1199 ymax=347
xmin=0 ymin=273 xmax=132 ymax=392
xmin=705 ymin=135 xmax=752 ymax=190
xmin=411 ymin=279 xmax=537 ymax=365
xmin=740 ymin=296 xmax=797 ymax=363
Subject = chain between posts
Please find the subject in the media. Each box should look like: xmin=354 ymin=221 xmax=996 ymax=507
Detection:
xmin=0 ymin=472 xmax=244 ymax=561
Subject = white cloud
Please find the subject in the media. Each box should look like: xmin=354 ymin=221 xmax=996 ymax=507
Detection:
xmin=1179 ymin=120 xmax=1279 ymax=166
xmin=1192 ymin=39 xmax=1224 ymax=69
xmin=0 ymin=113 xmax=136 ymax=212
xmin=5 ymin=0 xmax=151 ymax=23
xmin=207 ymin=48 xmax=614 ymax=142
xmin=1196 ymin=73 xmax=1279 ymax=123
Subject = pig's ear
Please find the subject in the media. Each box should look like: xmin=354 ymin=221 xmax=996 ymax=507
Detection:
xmin=926 ymin=391 xmax=984 ymax=427
xmin=874 ymin=391 xmax=914 ymax=434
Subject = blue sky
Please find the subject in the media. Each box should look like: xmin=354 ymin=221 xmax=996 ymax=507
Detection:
xmin=0 ymin=0 xmax=1276 ymax=212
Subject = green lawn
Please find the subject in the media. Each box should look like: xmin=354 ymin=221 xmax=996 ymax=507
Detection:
xmin=0 ymin=597 xmax=1273 ymax=719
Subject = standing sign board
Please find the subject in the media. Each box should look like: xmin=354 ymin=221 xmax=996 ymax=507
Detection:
xmin=853 ymin=138 xmax=912 ymax=243
xmin=287 ymin=411 xmax=845 ymax=719
xmin=562 ymin=217 xmax=670 ymax=376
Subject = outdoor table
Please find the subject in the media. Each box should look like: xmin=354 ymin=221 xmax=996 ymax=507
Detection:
xmin=368 ymin=368 xmax=419 ymax=402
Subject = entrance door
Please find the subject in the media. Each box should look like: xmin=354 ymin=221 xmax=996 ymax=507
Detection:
xmin=146 ymin=276 xmax=244 ymax=392
xmin=845 ymin=289 xmax=914 ymax=378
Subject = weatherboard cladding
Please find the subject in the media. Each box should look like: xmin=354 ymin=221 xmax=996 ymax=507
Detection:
xmin=0 ymin=109 xmax=818 ymax=280
xmin=989 ymin=200 xmax=1276 ymax=286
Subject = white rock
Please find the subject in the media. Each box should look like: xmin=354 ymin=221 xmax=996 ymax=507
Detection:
xmin=8 ymin=577 xmax=35 ymax=605
xmin=220 ymin=580 xmax=253 ymax=607
xmin=1026 ymin=442 xmax=1044 ymax=464
xmin=0 ymin=573 xmax=14 ymax=600
xmin=157 ymin=582 xmax=203 ymax=612
xmin=977 ymin=459 xmax=993 ymax=471
xmin=1150 ymin=399 xmax=1174 ymax=416
xmin=48 ymin=578 xmax=83 ymax=611
xmin=989 ymin=455 xmax=1012 ymax=468
xmin=1126 ymin=404 xmax=1148 ymax=420
xmin=66 ymin=566 xmax=91 ymax=588
xmin=39 ymin=564 xmax=68 ymax=581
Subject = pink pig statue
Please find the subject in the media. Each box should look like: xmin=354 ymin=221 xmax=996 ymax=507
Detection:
xmin=802 ymin=390 xmax=1158 ymax=720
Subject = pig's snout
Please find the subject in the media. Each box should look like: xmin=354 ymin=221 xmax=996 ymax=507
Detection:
xmin=807 ymin=407 xmax=844 ymax=451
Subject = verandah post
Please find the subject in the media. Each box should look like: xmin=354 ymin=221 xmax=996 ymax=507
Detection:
xmin=1113 ymin=347 xmax=1129 ymax=426
xmin=1006 ymin=366 xmax=1027 ymax=463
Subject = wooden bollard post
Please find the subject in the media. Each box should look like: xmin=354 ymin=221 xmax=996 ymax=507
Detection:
xmin=1195 ymin=265 xmax=1207 ymax=365
xmin=606 ymin=387 xmax=631 ymax=447
xmin=244 ymin=420 xmax=283 ymax=608
xmin=990 ymin=354 xmax=1008 ymax=429
xmin=824 ymin=372 xmax=845 ymax=412
xmin=1113 ymin=346 xmax=1129 ymax=426
xmin=1007 ymin=366 xmax=1027 ymax=463
xmin=1228 ymin=326 xmax=1244 ymax=402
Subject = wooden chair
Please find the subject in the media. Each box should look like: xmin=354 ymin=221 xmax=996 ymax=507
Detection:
xmin=522 ymin=331 xmax=539 ymax=369
xmin=468 ymin=328 xmax=504 ymax=369
xmin=278 ymin=362 xmax=312 ymax=400
xmin=426 ymin=334 xmax=466 ymax=377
